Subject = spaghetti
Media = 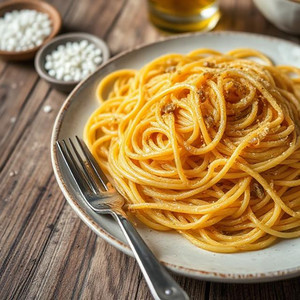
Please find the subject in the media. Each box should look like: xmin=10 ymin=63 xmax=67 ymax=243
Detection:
xmin=84 ymin=48 xmax=300 ymax=253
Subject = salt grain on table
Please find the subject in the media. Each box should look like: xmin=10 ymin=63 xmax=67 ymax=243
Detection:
xmin=10 ymin=117 xmax=16 ymax=123
xmin=43 ymin=105 xmax=52 ymax=113
xmin=9 ymin=170 xmax=18 ymax=177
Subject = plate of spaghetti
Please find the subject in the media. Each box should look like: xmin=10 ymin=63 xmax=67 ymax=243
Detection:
xmin=51 ymin=32 xmax=300 ymax=282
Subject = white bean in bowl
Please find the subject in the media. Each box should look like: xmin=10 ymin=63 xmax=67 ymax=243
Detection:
xmin=0 ymin=9 xmax=52 ymax=51
xmin=44 ymin=40 xmax=103 ymax=82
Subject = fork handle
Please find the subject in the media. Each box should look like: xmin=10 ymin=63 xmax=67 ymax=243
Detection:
xmin=113 ymin=213 xmax=189 ymax=300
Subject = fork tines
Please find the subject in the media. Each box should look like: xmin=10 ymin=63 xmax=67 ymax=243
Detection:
xmin=56 ymin=136 xmax=109 ymax=194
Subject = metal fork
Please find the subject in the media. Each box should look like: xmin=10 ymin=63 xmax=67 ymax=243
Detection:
xmin=56 ymin=137 xmax=189 ymax=300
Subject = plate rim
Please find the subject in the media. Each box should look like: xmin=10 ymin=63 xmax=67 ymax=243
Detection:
xmin=51 ymin=31 xmax=300 ymax=283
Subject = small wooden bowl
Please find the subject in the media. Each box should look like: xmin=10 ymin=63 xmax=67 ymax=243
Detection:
xmin=0 ymin=0 xmax=62 ymax=61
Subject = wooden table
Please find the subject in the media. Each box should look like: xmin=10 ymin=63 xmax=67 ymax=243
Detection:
xmin=1 ymin=0 xmax=299 ymax=299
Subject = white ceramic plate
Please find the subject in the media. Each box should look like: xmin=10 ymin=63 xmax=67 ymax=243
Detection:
xmin=51 ymin=32 xmax=300 ymax=283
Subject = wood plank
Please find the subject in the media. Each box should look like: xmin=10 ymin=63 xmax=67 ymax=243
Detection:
xmin=76 ymin=239 xmax=141 ymax=300
xmin=135 ymin=272 xmax=207 ymax=300
xmin=24 ymin=204 xmax=95 ymax=300
xmin=24 ymin=203 xmax=141 ymax=300
xmin=62 ymin=0 xmax=125 ymax=38
xmin=0 ymin=80 xmax=52 ymax=234
xmin=0 ymin=181 xmax=66 ymax=300
xmin=0 ymin=88 xmax=67 ymax=299
xmin=208 ymin=278 xmax=300 ymax=300
xmin=106 ymin=0 xmax=162 ymax=55
xmin=0 ymin=73 xmax=46 ymax=170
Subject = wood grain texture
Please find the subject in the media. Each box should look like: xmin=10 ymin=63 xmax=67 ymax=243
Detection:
xmin=0 ymin=0 xmax=299 ymax=299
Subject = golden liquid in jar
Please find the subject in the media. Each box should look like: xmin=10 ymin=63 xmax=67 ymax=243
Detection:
xmin=148 ymin=0 xmax=220 ymax=32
